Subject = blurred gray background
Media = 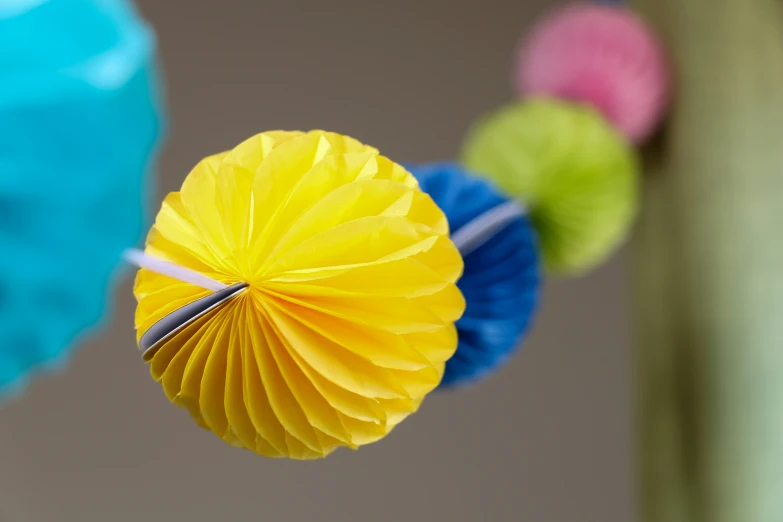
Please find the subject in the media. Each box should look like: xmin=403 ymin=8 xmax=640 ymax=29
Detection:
xmin=0 ymin=1 xmax=634 ymax=520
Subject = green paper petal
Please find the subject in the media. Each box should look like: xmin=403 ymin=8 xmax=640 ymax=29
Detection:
xmin=461 ymin=98 xmax=639 ymax=275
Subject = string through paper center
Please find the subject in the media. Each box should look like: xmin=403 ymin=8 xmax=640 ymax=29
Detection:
xmin=123 ymin=249 xmax=228 ymax=291
xmin=450 ymin=201 xmax=527 ymax=257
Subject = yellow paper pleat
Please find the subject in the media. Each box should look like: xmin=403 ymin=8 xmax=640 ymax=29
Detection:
xmin=264 ymin=288 xmax=444 ymax=340
xmin=285 ymin=345 xmax=387 ymax=424
xmin=143 ymin=228 xmax=229 ymax=282
xmin=247 ymin=304 xmax=325 ymax=455
xmin=153 ymin=194 xmax=230 ymax=272
xmin=198 ymin=305 xmax=235 ymax=441
xmin=238 ymin=307 xmax=289 ymax=455
xmin=265 ymin=216 xmax=442 ymax=277
xmin=224 ymin=308 xmax=281 ymax=456
xmin=402 ymin=325 xmax=459 ymax=366
xmin=259 ymin=307 xmax=352 ymax=445
xmin=380 ymin=396 xmax=426 ymax=426
xmin=337 ymin=414 xmax=393 ymax=446
xmin=261 ymin=300 xmax=411 ymax=400
xmin=148 ymin=310 xmax=216 ymax=378
xmin=179 ymin=157 xmax=239 ymax=274
xmin=133 ymin=277 xmax=209 ymax=337
xmin=267 ymin=177 xmax=439 ymax=261
xmin=411 ymin=284 xmax=467 ymax=324
xmin=268 ymin=258 xmax=451 ymax=298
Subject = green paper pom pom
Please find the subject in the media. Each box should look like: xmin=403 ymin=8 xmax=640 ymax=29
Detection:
xmin=461 ymin=98 xmax=639 ymax=275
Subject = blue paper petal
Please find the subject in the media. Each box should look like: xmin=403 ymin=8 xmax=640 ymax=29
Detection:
xmin=0 ymin=0 xmax=166 ymax=397
xmin=407 ymin=163 xmax=541 ymax=388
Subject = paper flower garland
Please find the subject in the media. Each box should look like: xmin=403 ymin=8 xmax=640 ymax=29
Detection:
xmin=461 ymin=98 xmax=638 ymax=275
xmin=407 ymin=163 xmax=540 ymax=387
xmin=0 ymin=0 xmax=165 ymax=398
xmin=133 ymin=131 xmax=465 ymax=459
xmin=515 ymin=2 xmax=668 ymax=144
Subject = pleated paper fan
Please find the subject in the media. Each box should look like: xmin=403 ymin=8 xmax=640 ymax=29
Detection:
xmin=407 ymin=163 xmax=540 ymax=388
xmin=133 ymin=131 xmax=465 ymax=459
xmin=0 ymin=0 xmax=165 ymax=398
xmin=461 ymin=98 xmax=639 ymax=275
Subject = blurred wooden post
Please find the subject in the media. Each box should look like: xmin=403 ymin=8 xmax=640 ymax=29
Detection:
xmin=631 ymin=1 xmax=783 ymax=521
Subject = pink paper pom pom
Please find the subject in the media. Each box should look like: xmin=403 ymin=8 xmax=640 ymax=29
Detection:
xmin=516 ymin=3 xmax=669 ymax=143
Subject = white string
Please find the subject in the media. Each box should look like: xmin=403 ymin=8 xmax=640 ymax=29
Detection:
xmin=450 ymin=201 xmax=527 ymax=257
xmin=123 ymin=248 xmax=228 ymax=291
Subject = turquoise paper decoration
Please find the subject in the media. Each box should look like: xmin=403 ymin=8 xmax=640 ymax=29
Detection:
xmin=0 ymin=0 xmax=166 ymax=397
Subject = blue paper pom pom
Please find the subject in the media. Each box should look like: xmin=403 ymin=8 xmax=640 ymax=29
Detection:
xmin=407 ymin=163 xmax=541 ymax=388
xmin=0 ymin=0 xmax=166 ymax=397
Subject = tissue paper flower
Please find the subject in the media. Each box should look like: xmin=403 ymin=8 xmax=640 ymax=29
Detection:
xmin=0 ymin=0 xmax=165 ymax=398
xmin=461 ymin=98 xmax=638 ymax=275
xmin=133 ymin=131 xmax=465 ymax=459
xmin=408 ymin=163 xmax=540 ymax=388
xmin=516 ymin=2 xmax=668 ymax=143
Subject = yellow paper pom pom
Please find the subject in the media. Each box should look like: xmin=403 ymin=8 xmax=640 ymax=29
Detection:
xmin=133 ymin=130 xmax=465 ymax=459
